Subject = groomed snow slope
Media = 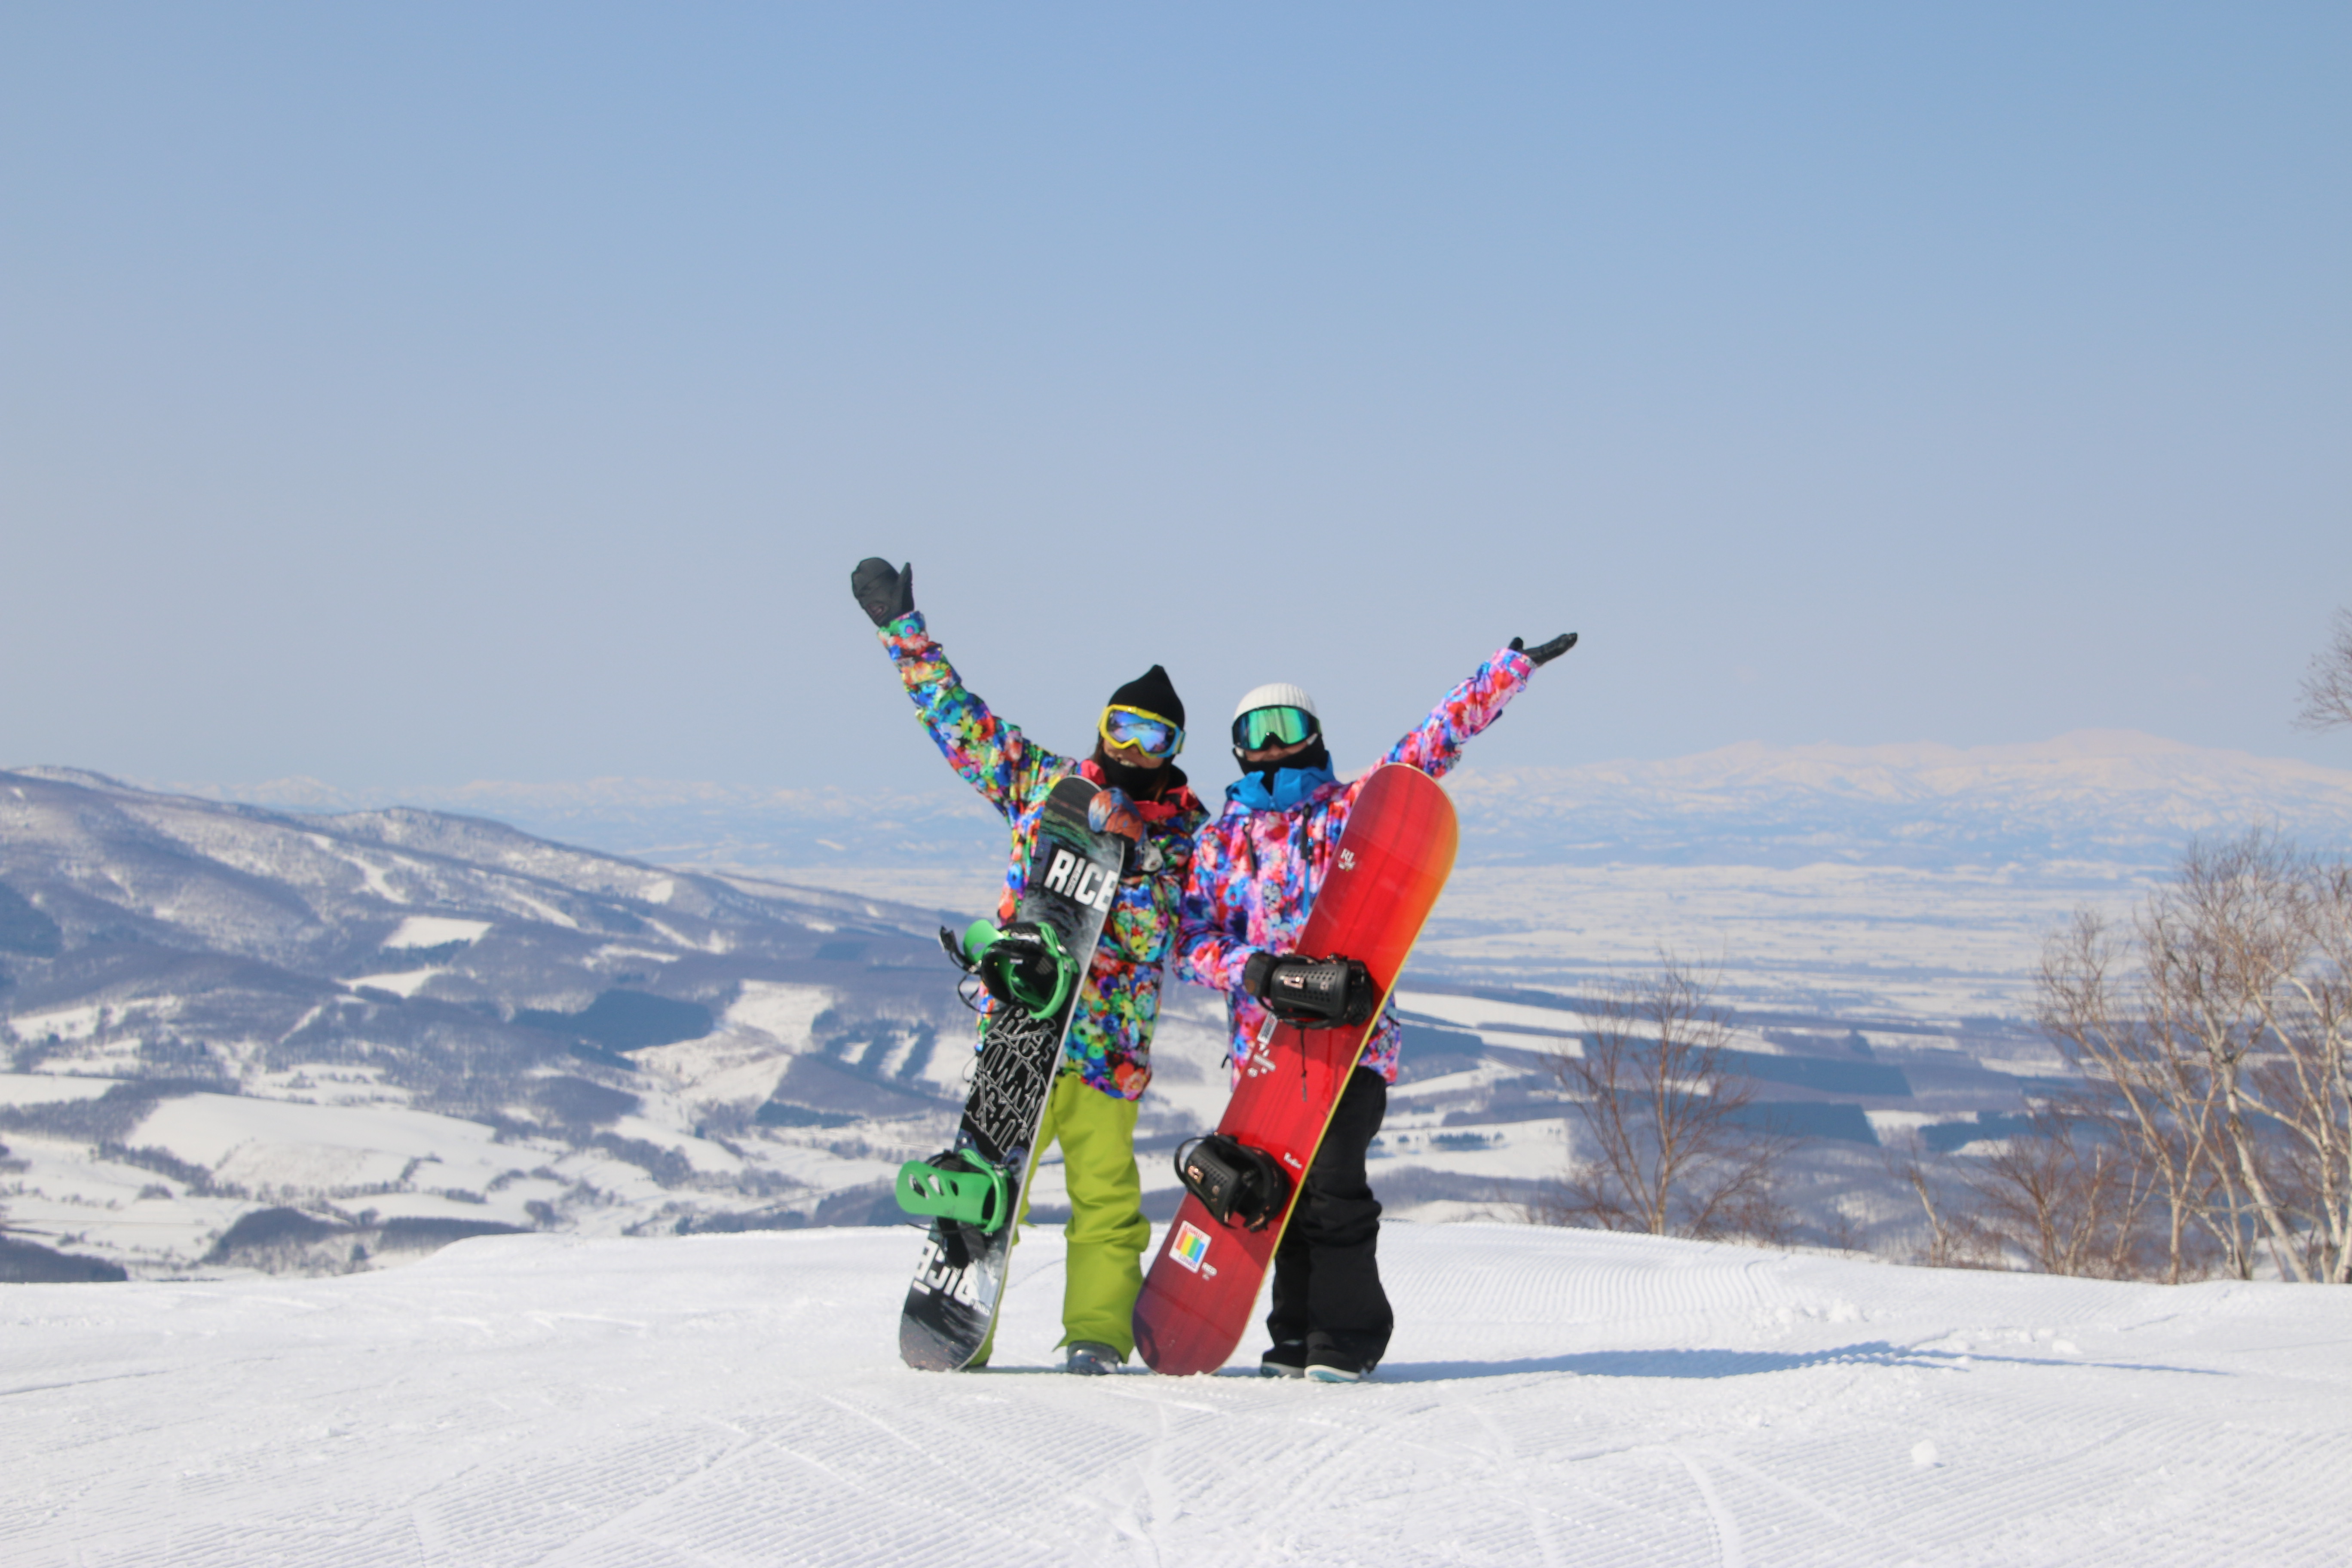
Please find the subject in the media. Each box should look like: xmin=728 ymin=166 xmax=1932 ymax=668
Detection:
xmin=5 ymin=1225 xmax=2345 ymax=1566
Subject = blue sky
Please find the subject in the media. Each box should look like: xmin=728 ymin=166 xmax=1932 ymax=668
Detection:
xmin=4 ymin=4 xmax=2346 ymax=798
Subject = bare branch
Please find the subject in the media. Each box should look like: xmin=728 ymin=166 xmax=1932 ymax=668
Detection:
xmin=2039 ymin=907 xmax=2223 ymax=1281
xmin=1543 ymin=956 xmax=1798 ymax=1245
xmin=1881 ymin=1130 xmax=2001 ymax=1270
xmin=2040 ymin=830 xmax=2352 ymax=1283
xmin=2295 ymin=606 xmax=2352 ymax=732
xmin=1963 ymin=1096 xmax=2160 ymax=1278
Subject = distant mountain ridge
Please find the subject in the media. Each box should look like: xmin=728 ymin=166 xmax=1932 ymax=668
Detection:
xmin=102 ymin=729 xmax=2352 ymax=873
xmin=1446 ymin=729 xmax=2352 ymax=868
xmin=104 ymin=769 xmax=1006 ymax=873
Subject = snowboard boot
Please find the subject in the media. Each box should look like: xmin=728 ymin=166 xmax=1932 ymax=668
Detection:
xmin=1305 ymin=1350 xmax=1372 ymax=1384
xmin=1259 ymin=1340 xmax=1308 ymax=1379
xmin=1065 ymin=1341 xmax=1123 ymax=1376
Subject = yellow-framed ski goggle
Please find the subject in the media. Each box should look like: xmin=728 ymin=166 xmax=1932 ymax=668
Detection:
xmin=1099 ymin=704 xmax=1185 ymax=758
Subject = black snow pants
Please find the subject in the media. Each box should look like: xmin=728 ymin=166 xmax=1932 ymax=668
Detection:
xmin=1265 ymin=1066 xmax=1393 ymax=1369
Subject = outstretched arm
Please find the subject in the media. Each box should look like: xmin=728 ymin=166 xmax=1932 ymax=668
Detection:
xmin=1381 ymin=630 xmax=1573 ymax=779
xmin=854 ymin=558 xmax=1064 ymax=817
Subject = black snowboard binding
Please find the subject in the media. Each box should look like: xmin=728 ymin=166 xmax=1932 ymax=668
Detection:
xmin=1174 ymin=1134 xmax=1293 ymax=1231
xmin=1244 ymin=952 xmax=1378 ymax=1029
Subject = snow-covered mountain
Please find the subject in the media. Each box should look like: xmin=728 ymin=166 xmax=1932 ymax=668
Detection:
xmin=0 ymin=767 xmax=1004 ymax=1274
xmin=144 ymin=769 xmax=1008 ymax=872
xmin=152 ymin=729 xmax=2352 ymax=873
xmin=4 ymin=1222 xmax=2343 ymax=1566
xmin=1444 ymin=729 xmax=2352 ymax=867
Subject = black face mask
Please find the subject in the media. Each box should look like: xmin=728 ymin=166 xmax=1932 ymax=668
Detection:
xmin=1092 ymin=741 xmax=1185 ymax=800
xmin=1235 ymin=739 xmax=1332 ymax=784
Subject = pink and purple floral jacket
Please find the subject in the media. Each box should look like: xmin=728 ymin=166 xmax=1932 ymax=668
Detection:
xmin=878 ymin=611 xmax=1208 ymax=1101
xmin=1175 ymin=646 xmax=1534 ymax=1082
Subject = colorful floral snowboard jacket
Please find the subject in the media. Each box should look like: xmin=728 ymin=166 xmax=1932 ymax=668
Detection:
xmin=1176 ymin=645 xmax=1535 ymax=1083
xmin=877 ymin=611 xmax=1209 ymax=1101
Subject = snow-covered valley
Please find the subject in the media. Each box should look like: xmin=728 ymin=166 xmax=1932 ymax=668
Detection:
xmin=7 ymin=736 xmax=2351 ymax=1281
xmin=174 ymin=729 xmax=2352 ymax=879
xmin=6 ymin=1223 xmax=2344 ymax=1566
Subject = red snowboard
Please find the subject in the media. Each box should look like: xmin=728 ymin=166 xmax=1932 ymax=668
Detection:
xmin=1132 ymin=763 xmax=1459 ymax=1375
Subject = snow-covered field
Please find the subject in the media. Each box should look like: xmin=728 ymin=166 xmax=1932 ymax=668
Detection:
xmin=173 ymin=729 xmax=2352 ymax=879
xmin=1417 ymin=862 xmax=2154 ymax=1020
xmin=13 ymin=749 xmax=2328 ymax=1273
xmin=773 ymin=859 xmax=2145 ymax=1025
xmin=6 ymin=1224 xmax=2344 ymax=1566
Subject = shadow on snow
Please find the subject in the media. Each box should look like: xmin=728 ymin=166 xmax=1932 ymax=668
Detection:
xmin=1373 ymin=1341 xmax=2220 ymax=1383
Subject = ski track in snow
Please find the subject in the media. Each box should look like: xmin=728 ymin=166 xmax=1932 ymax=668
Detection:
xmin=2 ymin=1225 xmax=2346 ymax=1567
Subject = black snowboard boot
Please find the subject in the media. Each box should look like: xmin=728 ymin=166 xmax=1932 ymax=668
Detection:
xmin=1305 ymin=1343 xmax=1372 ymax=1383
xmin=1260 ymin=1339 xmax=1308 ymax=1379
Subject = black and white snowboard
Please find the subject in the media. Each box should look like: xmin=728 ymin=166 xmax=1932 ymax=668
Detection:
xmin=897 ymin=773 xmax=1128 ymax=1371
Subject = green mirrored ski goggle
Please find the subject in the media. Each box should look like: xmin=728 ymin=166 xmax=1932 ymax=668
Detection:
xmin=1099 ymin=704 xmax=1184 ymax=758
xmin=1232 ymin=705 xmax=1318 ymax=750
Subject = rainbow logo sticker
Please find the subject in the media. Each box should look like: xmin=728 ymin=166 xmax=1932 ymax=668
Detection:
xmin=1170 ymin=1222 xmax=1212 ymax=1273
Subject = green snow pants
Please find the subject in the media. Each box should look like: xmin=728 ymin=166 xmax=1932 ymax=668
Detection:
xmin=975 ymin=1070 xmax=1150 ymax=1364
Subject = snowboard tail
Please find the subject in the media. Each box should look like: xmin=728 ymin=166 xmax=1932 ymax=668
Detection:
xmin=1132 ymin=763 xmax=1458 ymax=1376
xmin=897 ymin=1005 xmax=1065 ymax=1369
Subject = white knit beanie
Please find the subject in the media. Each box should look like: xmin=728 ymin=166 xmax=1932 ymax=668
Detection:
xmin=1232 ymin=682 xmax=1318 ymax=720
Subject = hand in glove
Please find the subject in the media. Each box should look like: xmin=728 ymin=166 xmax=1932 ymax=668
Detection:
xmin=1510 ymin=632 xmax=1577 ymax=667
xmin=1087 ymin=785 xmax=1144 ymax=842
xmin=1243 ymin=951 xmax=1378 ymax=1029
xmin=851 ymin=558 xmax=916 ymax=627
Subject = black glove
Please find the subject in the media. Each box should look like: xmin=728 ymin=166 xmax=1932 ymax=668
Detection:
xmin=851 ymin=558 xmax=916 ymax=627
xmin=1510 ymin=632 xmax=1577 ymax=666
xmin=1243 ymin=952 xmax=1378 ymax=1029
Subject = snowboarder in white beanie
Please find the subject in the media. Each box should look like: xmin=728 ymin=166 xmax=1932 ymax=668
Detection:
xmin=1176 ymin=631 xmax=1576 ymax=1380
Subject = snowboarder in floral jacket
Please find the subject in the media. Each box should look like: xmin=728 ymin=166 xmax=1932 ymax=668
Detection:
xmin=1176 ymin=631 xmax=1577 ymax=1380
xmin=852 ymin=558 xmax=1210 ymax=1374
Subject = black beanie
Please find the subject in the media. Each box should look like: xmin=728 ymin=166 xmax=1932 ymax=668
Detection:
xmin=1107 ymin=664 xmax=1184 ymax=727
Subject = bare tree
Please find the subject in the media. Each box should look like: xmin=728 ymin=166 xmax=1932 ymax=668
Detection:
xmin=2040 ymin=911 xmax=2231 ymax=1281
xmin=2242 ymin=855 xmax=2352 ymax=1282
xmin=1539 ymin=958 xmax=1798 ymax=1243
xmin=2146 ymin=835 xmax=2347 ymax=1283
xmin=1882 ymin=1129 xmax=2002 ymax=1270
xmin=2295 ymin=606 xmax=2352 ymax=732
xmin=2040 ymin=833 xmax=2352 ymax=1284
xmin=1964 ymin=1098 xmax=2159 ymax=1279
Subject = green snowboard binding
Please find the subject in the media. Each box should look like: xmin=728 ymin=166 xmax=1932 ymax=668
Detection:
xmin=895 ymin=1147 xmax=1013 ymax=1234
xmin=937 ymin=919 xmax=1078 ymax=1020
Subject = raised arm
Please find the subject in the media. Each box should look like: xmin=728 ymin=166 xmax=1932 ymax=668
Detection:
xmin=1381 ymin=631 xmax=1573 ymax=779
xmin=854 ymin=558 xmax=1066 ymax=818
